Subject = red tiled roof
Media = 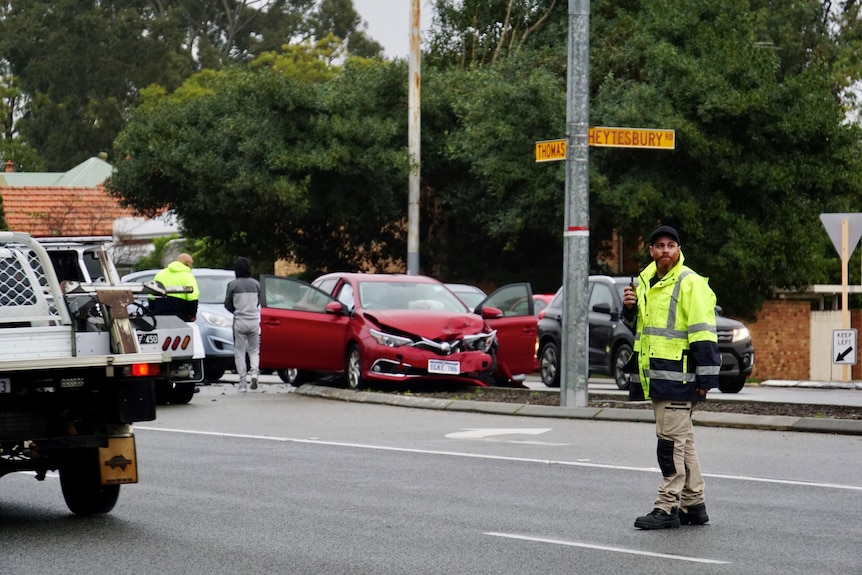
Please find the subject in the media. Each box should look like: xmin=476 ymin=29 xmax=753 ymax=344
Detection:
xmin=0 ymin=185 xmax=135 ymax=237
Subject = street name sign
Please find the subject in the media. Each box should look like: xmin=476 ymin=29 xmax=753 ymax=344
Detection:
xmin=588 ymin=127 xmax=675 ymax=149
xmin=833 ymin=329 xmax=857 ymax=365
xmin=535 ymin=139 xmax=567 ymax=162
xmin=535 ymin=127 xmax=675 ymax=162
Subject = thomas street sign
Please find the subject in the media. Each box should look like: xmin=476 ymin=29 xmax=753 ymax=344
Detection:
xmin=535 ymin=127 xmax=676 ymax=162
xmin=535 ymin=139 xmax=567 ymax=162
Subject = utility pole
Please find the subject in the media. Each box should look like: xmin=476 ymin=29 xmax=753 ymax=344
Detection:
xmin=407 ymin=0 xmax=421 ymax=275
xmin=561 ymin=0 xmax=590 ymax=407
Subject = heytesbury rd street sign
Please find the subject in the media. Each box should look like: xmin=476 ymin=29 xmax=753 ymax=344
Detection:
xmin=535 ymin=127 xmax=676 ymax=162
xmin=588 ymin=127 xmax=675 ymax=149
xmin=833 ymin=329 xmax=857 ymax=365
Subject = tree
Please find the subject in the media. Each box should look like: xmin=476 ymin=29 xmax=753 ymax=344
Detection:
xmin=417 ymin=56 xmax=567 ymax=292
xmin=108 ymin=48 xmax=410 ymax=271
xmin=0 ymin=0 xmax=196 ymax=169
xmin=424 ymin=0 xmax=862 ymax=317
xmin=311 ymin=0 xmax=383 ymax=58
xmin=0 ymin=0 xmax=383 ymax=170
xmin=108 ymin=0 xmax=862 ymax=321
xmin=588 ymin=0 xmax=862 ymax=318
xmin=428 ymin=0 xmax=563 ymax=67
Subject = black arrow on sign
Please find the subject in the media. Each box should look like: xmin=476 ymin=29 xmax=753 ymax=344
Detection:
xmin=836 ymin=347 xmax=854 ymax=362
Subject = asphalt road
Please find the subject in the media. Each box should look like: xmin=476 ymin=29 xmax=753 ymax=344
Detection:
xmin=2 ymin=384 xmax=860 ymax=575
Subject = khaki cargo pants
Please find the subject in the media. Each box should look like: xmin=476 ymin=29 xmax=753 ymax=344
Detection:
xmin=652 ymin=399 xmax=705 ymax=513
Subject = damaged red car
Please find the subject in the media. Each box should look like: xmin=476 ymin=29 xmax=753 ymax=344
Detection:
xmin=259 ymin=273 xmax=537 ymax=389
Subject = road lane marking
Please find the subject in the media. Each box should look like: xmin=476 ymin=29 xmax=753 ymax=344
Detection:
xmin=135 ymin=426 xmax=862 ymax=491
xmin=445 ymin=428 xmax=553 ymax=439
xmin=485 ymin=532 xmax=730 ymax=564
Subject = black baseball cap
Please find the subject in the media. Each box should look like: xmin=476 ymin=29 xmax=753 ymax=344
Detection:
xmin=649 ymin=225 xmax=680 ymax=245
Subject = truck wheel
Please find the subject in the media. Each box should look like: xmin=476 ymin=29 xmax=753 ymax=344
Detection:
xmin=154 ymin=379 xmax=172 ymax=405
xmin=169 ymin=382 xmax=196 ymax=404
xmin=719 ymin=376 xmax=746 ymax=394
xmin=60 ymin=452 xmax=120 ymax=515
xmin=204 ymin=366 xmax=225 ymax=382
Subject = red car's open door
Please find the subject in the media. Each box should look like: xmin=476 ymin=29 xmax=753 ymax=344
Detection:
xmin=478 ymin=283 xmax=538 ymax=379
xmin=259 ymin=275 xmax=350 ymax=372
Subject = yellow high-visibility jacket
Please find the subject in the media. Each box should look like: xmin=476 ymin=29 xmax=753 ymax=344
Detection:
xmin=151 ymin=261 xmax=199 ymax=321
xmin=627 ymin=252 xmax=721 ymax=401
xmin=153 ymin=261 xmax=199 ymax=301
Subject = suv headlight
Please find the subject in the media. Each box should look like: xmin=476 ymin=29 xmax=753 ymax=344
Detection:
xmin=732 ymin=326 xmax=750 ymax=343
xmin=370 ymin=329 xmax=413 ymax=348
xmin=200 ymin=310 xmax=233 ymax=328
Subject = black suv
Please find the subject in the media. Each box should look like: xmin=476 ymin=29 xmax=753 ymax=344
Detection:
xmin=536 ymin=275 xmax=755 ymax=393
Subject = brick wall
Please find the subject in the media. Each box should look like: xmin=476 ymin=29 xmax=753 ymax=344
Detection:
xmin=747 ymin=299 xmax=811 ymax=381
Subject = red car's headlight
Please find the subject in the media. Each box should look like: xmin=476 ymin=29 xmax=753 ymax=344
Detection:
xmin=370 ymin=329 xmax=413 ymax=348
xmin=463 ymin=330 xmax=496 ymax=352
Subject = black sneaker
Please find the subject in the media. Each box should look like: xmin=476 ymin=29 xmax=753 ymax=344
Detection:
xmin=634 ymin=507 xmax=680 ymax=530
xmin=679 ymin=503 xmax=709 ymax=525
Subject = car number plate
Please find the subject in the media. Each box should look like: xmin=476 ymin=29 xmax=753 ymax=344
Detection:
xmin=137 ymin=333 xmax=159 ymax=345
xmin=428 ymin=359 xmax=460 ymax=375
xmin=0 ymin=378 xmax=9 ymax=394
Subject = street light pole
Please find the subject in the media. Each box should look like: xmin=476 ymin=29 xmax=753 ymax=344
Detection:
xmin=561 ymin=0 xmax=590 ymax=407
xmin=407 ymin=0 xmax=421 ymax=275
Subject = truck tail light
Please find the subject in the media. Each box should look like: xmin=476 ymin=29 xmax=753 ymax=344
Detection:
xmin=130 ymin=363 xmax=161 ymax=377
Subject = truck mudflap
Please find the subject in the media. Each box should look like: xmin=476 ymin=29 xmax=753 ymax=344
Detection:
xmin=99 ymin=435 xmax=138 ymax=485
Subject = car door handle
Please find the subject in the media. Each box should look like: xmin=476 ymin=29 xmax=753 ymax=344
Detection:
xmin=261 ymin=318 xmax=281 ymax=327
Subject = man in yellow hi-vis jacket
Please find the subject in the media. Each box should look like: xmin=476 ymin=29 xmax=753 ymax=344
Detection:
xmin=152 ymin=253 xmax=200 ymax=322
xmin=622 ymin=225 xmax=721 ymax=530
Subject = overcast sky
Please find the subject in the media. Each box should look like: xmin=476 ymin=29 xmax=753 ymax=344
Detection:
xmin=352 ymin=0 xmax=434 ymax=58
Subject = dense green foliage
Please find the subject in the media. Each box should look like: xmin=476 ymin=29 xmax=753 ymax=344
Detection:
xmin=109 ymin=55 xmax=410 ymax=272
xmin=587 ymin=0 xmax=862 ymax=316
xmin=7 ymin=0 xmax=862 ymax=318
xmin=0 ymin=0 xmax=380 ymax=170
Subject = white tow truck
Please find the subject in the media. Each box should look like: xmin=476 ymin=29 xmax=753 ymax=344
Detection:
xmin=0 ymin=231 xmax=171 ymax=514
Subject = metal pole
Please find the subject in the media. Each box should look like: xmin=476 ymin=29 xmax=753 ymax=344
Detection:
xmin=842 ymin=218 xmax=850 ymax=382
xmin=407 ymin=0 xmax=421 ymax=275
xmin=561 ymin=0 xmax=590 ymax=407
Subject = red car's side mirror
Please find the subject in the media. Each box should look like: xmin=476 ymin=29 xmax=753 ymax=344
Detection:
xmin=480 ymin=305 xmax=504 ymax=319
xmin=325 ymin=301 xmax=346 ymax=315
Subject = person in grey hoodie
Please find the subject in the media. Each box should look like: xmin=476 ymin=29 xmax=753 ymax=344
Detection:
xmin=224 ymin=257 xmax=261 ymax=392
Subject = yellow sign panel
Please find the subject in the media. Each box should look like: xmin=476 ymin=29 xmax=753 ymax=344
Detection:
xmin=589 ymin=127 xmax=675 ymax=149
xmin=535 ymin=128 xmax=675 ymax=162
xmin=535 ymin=139 xmax=566 ymax=162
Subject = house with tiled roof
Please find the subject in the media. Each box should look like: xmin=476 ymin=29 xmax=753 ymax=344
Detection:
xmin=0 ymin=156 xmax=135 ymax=237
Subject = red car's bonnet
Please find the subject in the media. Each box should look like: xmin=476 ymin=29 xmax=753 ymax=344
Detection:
xmin=362 ymin=309 xmax=486 ymax=339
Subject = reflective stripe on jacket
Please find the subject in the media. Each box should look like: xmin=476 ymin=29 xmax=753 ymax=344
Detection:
xmin=153 ymin=261 xmax=199 ymax=301
xmin=629 ymin=252 xmax=720 ymax=401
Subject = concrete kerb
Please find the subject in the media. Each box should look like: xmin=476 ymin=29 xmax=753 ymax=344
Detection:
xmin=293 ymin=384 xmax=862 ymax=436
xmin=760 ymin=379 xmax=862 ymax=390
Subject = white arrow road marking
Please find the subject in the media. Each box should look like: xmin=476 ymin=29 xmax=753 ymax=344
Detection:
xmin=445 ymin=428 xmax=569 ymax=445
xmin=445 ymin=428 xmax=552 ymax=439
